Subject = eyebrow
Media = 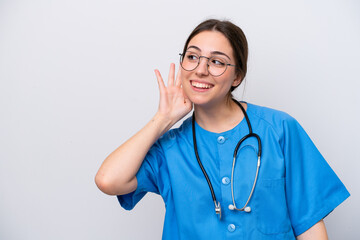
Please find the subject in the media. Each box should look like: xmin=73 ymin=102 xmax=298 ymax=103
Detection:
xmin=187 ymin=45 xmax=231 ymax=60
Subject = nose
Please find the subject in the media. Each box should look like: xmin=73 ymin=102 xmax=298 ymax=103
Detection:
xmin=195 ymin=56 xmax=209 ymax=76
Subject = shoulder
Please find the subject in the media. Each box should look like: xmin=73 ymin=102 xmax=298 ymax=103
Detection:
xmin=247 ymin=102 xmax=297 ymax=126
xmin=157 ymin=116 xmax=193 ymax=148
xmin=245 ymin=102 xmax=313 ymax=155
xmin=245 ymin=102 xmax=302 ymax=141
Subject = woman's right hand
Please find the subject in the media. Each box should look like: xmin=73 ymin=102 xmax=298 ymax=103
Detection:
xmin=154 ymin=63 xmax=193 ymax=125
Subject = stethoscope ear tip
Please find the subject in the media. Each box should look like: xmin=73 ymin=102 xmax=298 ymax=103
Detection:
xmin=228 ymin=204 xmax=251 ymax=212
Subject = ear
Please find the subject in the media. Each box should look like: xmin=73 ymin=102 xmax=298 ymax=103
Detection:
xmin=231 ymin=73 xmax=243 ymax=87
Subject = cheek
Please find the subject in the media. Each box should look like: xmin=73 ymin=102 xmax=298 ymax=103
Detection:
xmin=221 ymin=71 xmax=238 ymax=87
xmin=216 ymin=75 xmax=234 ymax=89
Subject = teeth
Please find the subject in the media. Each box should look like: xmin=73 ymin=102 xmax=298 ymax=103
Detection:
xmin=191 ymin=81 xmax=212 ymax=89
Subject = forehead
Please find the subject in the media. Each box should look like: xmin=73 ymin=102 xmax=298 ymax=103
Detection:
xmin=188 ymin=31 xmax=233 ymax=56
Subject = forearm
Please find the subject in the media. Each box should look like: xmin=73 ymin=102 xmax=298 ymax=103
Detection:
xmin=95 ymin=113 xmax=174 ymax=195
xmin=296 ymin=220 xmax=328 ymax=240
xmin=96 ymin=64 xmax=192 ymax=196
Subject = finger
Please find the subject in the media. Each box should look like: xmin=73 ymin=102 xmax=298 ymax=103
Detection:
xmin=154 ymin=69 xmax=166 ymax=92
xmin=175 ymin=66 xmax=182 ymax=87
xmin=167 ymin=63 xmax=175 ymax=86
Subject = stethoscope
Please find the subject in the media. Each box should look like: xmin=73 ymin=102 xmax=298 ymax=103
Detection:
xmin=192 ymin=99 xmax=262 ymax=220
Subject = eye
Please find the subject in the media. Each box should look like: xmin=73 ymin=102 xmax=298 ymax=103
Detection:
xmin=185 ymin=52 xmax=199 ymax=62
xmin=210 ymin=57 xmax=226 ymax=67
xmin=186 ymin=54 xmax=198 ymax=61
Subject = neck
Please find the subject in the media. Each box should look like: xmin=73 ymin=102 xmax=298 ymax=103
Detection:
xmin=194 ymin=98 xmax=246 ymax=133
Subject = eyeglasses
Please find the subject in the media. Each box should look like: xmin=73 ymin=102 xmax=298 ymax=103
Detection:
xmin=179 ymin=51 xmax=236 ymax=77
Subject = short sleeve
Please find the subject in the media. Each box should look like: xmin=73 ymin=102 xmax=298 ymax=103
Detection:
xmin=283 ymin=117 xmax=350 ymax=236
xmin=116 ymin=140 xmax=166 ymax=210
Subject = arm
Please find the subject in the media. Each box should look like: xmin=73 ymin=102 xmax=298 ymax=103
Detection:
xmin=296 ymin=220 xmax=328 ymax=240
xmin=95 ymin=64 xmax=192 ymax=196
xmin=95 ymin=113 xmax=172 ymax=195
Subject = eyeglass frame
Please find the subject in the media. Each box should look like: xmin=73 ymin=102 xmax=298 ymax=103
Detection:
xmin=179 ymin=52 xmax=237 ymax=77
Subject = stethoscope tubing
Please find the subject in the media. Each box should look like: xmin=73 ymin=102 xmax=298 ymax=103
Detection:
xmin=192 ymin=99 xmax=262 ymax=219
xmin=192 ymin=120 xmax=217 ymax=202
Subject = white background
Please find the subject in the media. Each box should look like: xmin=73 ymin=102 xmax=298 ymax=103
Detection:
xmin=0 ymin=0 xmax=359 ymax=239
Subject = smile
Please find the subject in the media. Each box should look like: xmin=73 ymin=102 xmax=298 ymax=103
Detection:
xmin=190 ymin=80 xmax=214 ymax=89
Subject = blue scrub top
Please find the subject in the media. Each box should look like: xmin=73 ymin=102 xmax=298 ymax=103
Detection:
xmin=117 ymin=102 xmax=350 ymax=240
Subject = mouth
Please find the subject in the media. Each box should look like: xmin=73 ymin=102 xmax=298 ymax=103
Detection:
xmin=190 ymin=80 xmax=214 ymax=90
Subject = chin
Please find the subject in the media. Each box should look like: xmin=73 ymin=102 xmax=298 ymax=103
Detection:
xmin=189 ymin=95 xmax=215 ymax=107
xmin=183 ymin=84 xmax=224 ymax=107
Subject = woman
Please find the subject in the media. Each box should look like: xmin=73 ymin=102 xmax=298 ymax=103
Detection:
xmin=95 ymin=19 xmax=349 ymax=239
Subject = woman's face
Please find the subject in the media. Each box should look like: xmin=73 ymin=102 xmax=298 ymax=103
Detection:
xmin=181 ymin=30 xmax=241 ymax=107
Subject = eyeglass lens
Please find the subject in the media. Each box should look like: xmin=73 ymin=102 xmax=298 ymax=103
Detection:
xmin=180 ymin=51 xmax=229 ymax=76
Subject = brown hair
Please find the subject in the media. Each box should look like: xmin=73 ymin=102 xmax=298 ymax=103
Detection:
xmin=182 ymin=19 xmax=248 ymax=92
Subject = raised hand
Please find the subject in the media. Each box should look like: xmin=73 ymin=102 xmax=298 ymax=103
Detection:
xmin=96 ymin=64 xmax=193 ymax=196
xmin=154 ymin=63 xmax=193 ymax=125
